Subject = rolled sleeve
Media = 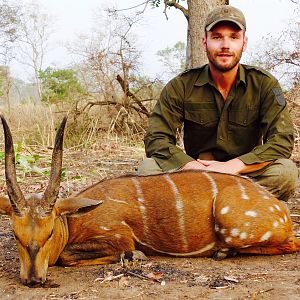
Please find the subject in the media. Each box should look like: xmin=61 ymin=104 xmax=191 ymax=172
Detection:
xmin=144 ymin=76 xmax=192 ymax=171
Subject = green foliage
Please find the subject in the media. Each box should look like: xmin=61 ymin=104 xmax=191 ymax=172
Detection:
xmin=0 ymin=140 xmax=66 ymax=180
xmin=39 ymin=67 xmax=85 ymax=104
xmin=150 ymin=0 xmax=184 ymax=8
xmin=157 ymin=41 xmax=186 ymax=76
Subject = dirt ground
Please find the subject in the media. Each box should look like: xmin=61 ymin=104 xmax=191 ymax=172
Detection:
xmin=0 ymin=144 xmax=299 ymax=300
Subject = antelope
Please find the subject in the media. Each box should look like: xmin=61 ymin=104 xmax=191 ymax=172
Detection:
xmin=0 ymin=116 xmax=299 ymax=286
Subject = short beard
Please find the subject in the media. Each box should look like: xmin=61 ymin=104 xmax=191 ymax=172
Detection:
xmin=206 ymin=48 xmax=243 ymax=72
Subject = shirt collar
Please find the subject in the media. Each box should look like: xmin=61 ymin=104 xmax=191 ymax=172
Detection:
xmin=194 ymin=64 xmax=247 ymax=87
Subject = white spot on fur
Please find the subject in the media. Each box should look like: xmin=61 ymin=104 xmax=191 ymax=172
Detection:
xmin=100 ymin=226 xmax=110 ymax=231
xmin=220 ymin=206 xmax=230 ymax=215
xmin=244 ymin=222 xmax=250 ymax=227
xmin=240 ymin=232 xmax=247 ymax=240
xmin=138 ymin=197 xmax=144 ymax=203
xmin=269 ymin=207 xmax=275 ymax=212
xmin=225 ymin=237 xmax=232 ymax=243
xmin=165 ymin=174 xmax=188 ymax=251
xmin=93 ymin=235 xmax=107 ymax=239
xmin=284 ymin=214 xmax=288 ymax=222
xmin=275 ymin=205 xmax=281 ymax=211
xmin=220 ymin=228 xmax=227 ymax=235
xmin=241 ymin=245 xmax=251 ymax=248
xmin=231 ymin=228 xmax=240 ymax=237
xmin=280 ymin=218 xmax=284 ymax=224
xmin=273 ymin=221 xmax=279 ymax=228
xmin=250 ymin=234 xmax=254 ymax=239
xmin=245 ymin=211 xmax=257 ymax=217
xmin=260 ymin=231 xmax=272 ymax=242
xmin=215 ymin=224 xmax=220 ymax=232
xmin=114 ymin=234 xmax=122 ymax=239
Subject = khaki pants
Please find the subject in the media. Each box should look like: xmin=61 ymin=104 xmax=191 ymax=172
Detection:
xmin=137 ymin=158 xmax=299 ymax=202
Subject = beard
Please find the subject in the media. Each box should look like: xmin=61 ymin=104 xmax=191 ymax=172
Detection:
xmin=206 ymin=48 xmax=243 ymax=72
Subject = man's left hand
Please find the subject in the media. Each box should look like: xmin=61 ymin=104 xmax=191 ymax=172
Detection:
xmin=197 ymin=158 xmax=246 ymax=175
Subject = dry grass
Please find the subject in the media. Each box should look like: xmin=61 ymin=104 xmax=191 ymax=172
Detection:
xmin=0 ymin=103 xmax=145 ymax=150
xmin=1 ymin=103 xmax=57 ymax=146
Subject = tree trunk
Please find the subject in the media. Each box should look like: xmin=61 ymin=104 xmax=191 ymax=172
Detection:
xmin=186 ymin=0 xmax=228 ymax=68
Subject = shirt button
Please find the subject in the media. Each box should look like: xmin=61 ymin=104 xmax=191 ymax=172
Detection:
xmin=243 ymin=120 xmax=247 ymax=125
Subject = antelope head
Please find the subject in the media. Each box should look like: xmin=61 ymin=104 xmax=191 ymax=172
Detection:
xmin=0 ymin=115 xmax=67 ymax=285
xmin=0 ymin=116 xmax=103 ymax=285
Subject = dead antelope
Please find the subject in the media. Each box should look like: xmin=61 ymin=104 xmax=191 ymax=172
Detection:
xmin=0 ymin=116 xmax=299 ymax=286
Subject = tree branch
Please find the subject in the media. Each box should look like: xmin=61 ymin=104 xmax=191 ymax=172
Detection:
xmin=164 ymin=0 xmax=189 ymax=20
xmin=107 ymin=1 xmax=150 ymax=15
xmin=116 ymin=74 xmax=150 ymax=117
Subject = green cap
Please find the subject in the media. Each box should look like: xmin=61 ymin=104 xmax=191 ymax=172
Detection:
xmin=205 ymin=5 xmax=246 ymax=31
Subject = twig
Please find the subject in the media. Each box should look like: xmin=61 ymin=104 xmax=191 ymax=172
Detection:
xmin=126 ymin=270 xmax=161 ymax=283
xmin=290 ymin=214 xmax=300 ymax=217
xmin=252 ymin=288 xmax=274 ymax=299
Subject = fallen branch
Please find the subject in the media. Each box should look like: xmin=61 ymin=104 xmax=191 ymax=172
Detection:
xmin=116 ymin=74 xmax=150 ymax=117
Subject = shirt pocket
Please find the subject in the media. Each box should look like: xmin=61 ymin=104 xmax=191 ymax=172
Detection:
xmin=228 ymin=107 xmax=259 ymax=127
xmin=184 ymin=102 xmax=219 ymax=127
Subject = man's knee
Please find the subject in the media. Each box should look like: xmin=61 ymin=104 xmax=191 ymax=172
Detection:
xmin=250 ymin=159 xmax=299 ymax=201
xmin=137 ymin=158 xmax=163 ymax=176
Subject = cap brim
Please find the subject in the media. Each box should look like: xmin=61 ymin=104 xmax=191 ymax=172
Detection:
xmin=206 ymin=19 xmax=245 ymax=31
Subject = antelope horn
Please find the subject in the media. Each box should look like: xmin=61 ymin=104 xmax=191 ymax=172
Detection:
xmin=42 ymin=116 xmax=67 ymax=214
xmin=0 ymin=114 xmax=26 ymax=215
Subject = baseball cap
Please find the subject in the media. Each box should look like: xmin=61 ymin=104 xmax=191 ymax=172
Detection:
xmin=205 ymin=5 xmax=246 ymax=31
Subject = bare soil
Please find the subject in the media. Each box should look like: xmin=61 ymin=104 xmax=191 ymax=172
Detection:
xmin=0 ymin=144 xmax=299 ymax=300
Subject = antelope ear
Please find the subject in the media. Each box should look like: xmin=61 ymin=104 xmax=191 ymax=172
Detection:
xmin=0 ymin=196 xmax=12 ymax=215
xmin=54 ymin=197 xmax=103 ymax=216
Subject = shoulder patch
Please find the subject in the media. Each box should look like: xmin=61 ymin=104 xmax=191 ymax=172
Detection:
xmin=272 ymin=87 xmax=286 ymax=106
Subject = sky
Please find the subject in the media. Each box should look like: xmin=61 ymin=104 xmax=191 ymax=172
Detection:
xmin=12 ymin=0 xmax=299 ymax=81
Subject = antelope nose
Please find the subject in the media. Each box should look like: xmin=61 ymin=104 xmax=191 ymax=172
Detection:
xmin=23 ymin=276 xmax=45 ymax=287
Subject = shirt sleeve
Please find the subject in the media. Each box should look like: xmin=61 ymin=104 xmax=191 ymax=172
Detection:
xmin=239 ymin=78 xmax=294 ymax=164
xmin=144 ymin=76 xmax=194 ymax=171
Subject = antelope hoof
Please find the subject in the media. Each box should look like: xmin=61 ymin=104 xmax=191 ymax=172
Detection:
xmin=120 ymin=250 xmax=148 ymax=263
xmin=213 ymin=248 xmax=238 ymax=260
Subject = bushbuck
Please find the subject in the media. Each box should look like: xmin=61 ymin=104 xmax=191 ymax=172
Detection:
xmin=0 ymin=115 xmax=299 ymax=286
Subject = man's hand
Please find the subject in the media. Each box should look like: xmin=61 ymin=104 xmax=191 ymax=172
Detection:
xmin=197 ymin=158 xmax=246 ymax=174
xmin=180 ymin=160 xmax=208 ymax=170
xmin=181 ymin=158 xmax=246 ymax=174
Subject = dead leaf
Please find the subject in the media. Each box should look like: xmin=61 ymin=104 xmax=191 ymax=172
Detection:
xmin=146 ymin=272 xmax=164 ymax=281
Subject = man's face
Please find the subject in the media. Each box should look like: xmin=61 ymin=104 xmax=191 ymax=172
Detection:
xmin=202 ymin=21 xmax=248 ymax=72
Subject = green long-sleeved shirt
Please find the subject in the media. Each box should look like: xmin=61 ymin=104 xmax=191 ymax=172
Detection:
xmin=144 ymin=64 xmax=294 ymax=171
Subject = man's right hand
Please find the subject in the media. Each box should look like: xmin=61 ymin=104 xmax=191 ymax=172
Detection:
xmin=180 ymin=160 xmax=207 ymax=170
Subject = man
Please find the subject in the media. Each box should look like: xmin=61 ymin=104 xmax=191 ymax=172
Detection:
xmin=138 ymin=5 xmax=298 ymax=201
